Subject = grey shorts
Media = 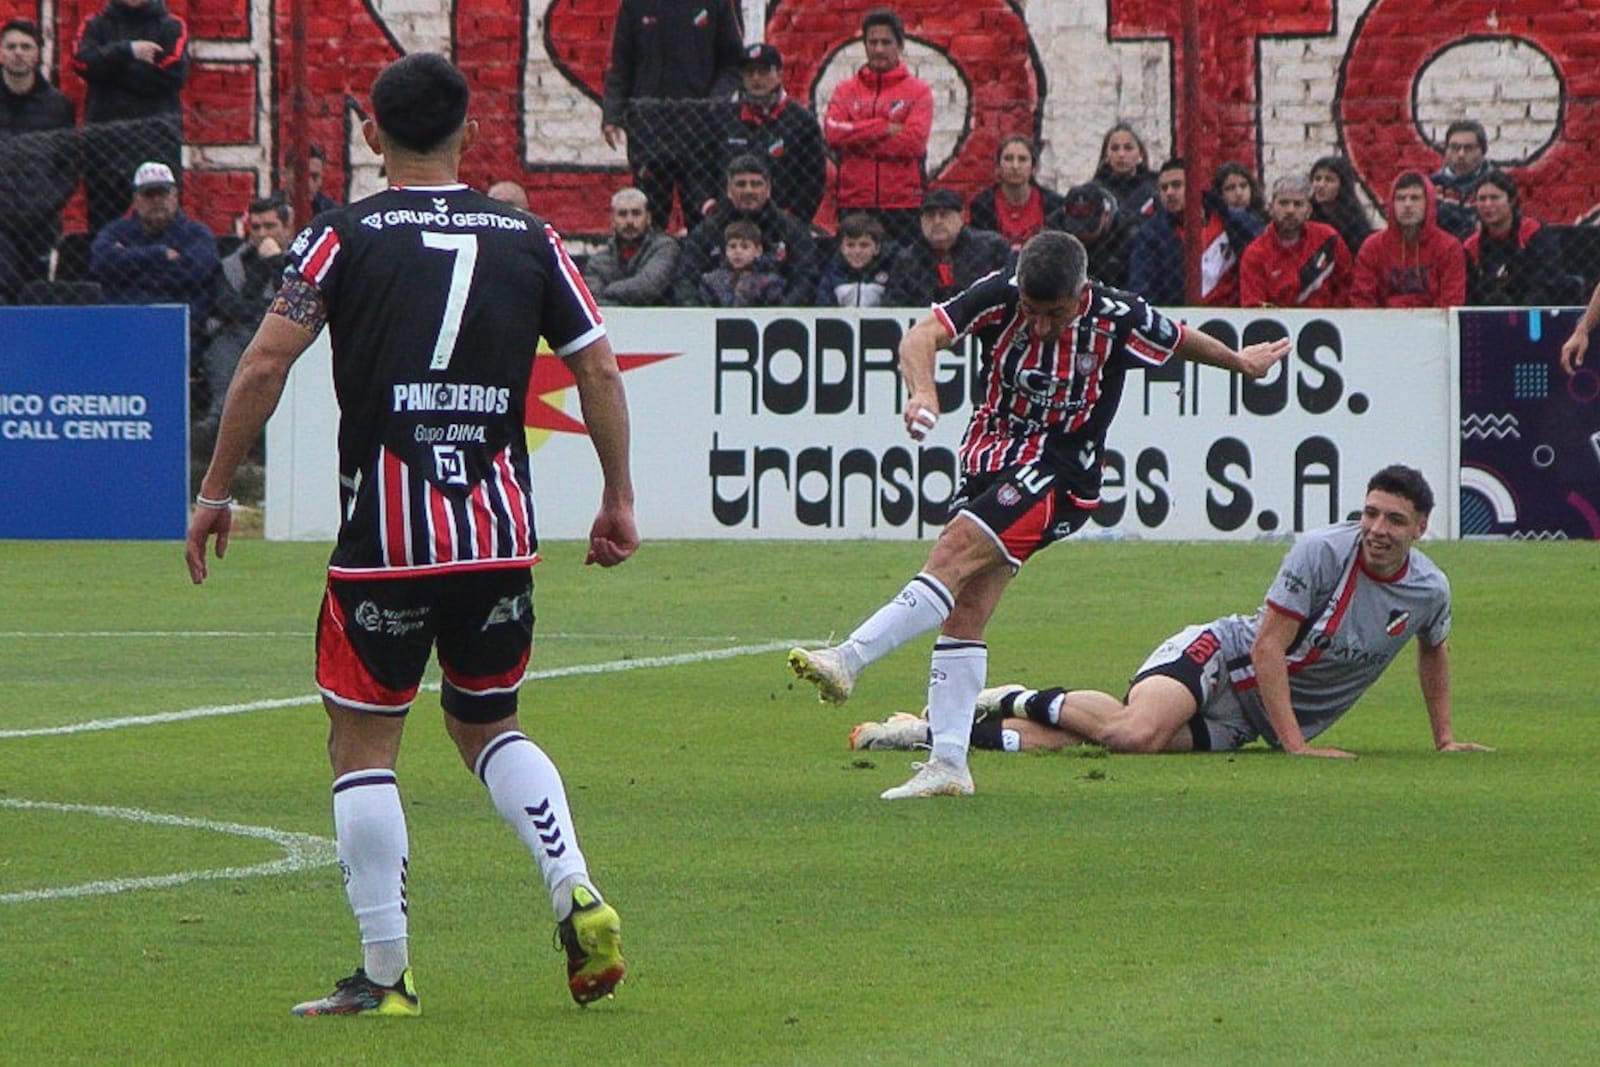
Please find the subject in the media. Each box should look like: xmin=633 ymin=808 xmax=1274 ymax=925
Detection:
xmin=1133 ymin=624 xmax=1259 ymax=752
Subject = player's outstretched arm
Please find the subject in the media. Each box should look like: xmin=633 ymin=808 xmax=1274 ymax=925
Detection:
xmin=185 ymin=309 xmax=318 ymax=584
xmin=1559 ymin=278 xmax=1600 ymax=376
xmin=898 ymin=314 xmax=952 ymax=441
xmin=1417 ymin=639 xmax=1492 ymax=752
xmin=1175 ymin=328 xmax=1290 ymax=380
xmin=1252 ymin=606 xmax=1356 ymax=759
xmin=567 ymin=336 xmax=638 ymax=567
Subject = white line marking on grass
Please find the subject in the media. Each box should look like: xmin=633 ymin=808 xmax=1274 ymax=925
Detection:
xmin=0 ymin=639 xmax=811 ymax=740
xmin=0 ymin=799 xmax=337 ymax=905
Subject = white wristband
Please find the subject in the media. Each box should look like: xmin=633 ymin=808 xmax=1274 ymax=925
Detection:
xmin=195 ymin=494 xmax=235 ymax=511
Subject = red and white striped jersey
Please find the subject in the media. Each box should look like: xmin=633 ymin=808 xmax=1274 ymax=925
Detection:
xmin=935 ymin=273 xmax=1184 ymax=503
xmin=284 ymin=184 xmax=605 ymax=577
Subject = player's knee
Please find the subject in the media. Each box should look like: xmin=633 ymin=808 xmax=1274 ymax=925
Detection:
xmin=1100 ymin=716 xmax=1172 ymax=754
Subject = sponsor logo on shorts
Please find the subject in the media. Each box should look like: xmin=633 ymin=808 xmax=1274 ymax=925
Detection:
xmin=483 ymin=593 xmax=532 ymax=630
xmin=354 ymin=601 xmax=429 ymax=636
xmin=1184 ymin=630 xmax=1221 ymax=664
xmin=929 ymin=667 xmax=947 ymax=684
xmin=997 ymin=484 xmax=1021 ymax=506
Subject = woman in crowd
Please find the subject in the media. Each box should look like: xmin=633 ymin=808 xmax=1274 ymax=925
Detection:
xmin=1309 ymin=155 xmax=1374 ymax=255
xmin=1089 ymin=122 xmax=1158 ymax=220
xmin=1199 ymin=162 xmax=1267 ymax=306
xmin=968 ymin=136 xmax=1065 ymax=250
xmin=1464 ymin=171 xmax=1566 ymax=306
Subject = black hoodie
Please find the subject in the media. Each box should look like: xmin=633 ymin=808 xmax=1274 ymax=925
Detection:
xmin=73 ymin=0 xmax=189 ymax=123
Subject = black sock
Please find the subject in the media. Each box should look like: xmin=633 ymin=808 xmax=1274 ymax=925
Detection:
xmin=970 ymin=718 xmax=1007 ymax=750
xmin=1021 ymin=687 xmax=1067 ymax=723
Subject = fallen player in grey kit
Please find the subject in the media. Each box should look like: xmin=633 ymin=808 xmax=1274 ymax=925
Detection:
xmin=851 ymin=465 xmax=1493 ymax=759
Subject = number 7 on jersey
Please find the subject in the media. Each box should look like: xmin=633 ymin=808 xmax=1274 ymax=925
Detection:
xmin=421 ymin=231 xmax=479 ymax=370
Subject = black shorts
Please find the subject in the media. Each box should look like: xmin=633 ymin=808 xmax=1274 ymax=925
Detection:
xmin=315 ymin=567 xmax=534 ymax=724
xmin=949 ymin=463 xmax=1093 ymax=566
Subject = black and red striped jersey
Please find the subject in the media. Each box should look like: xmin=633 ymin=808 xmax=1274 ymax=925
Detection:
xmin=284 ymin=184 xmax=605 ymax=577
xmin=934 ymin=273 xmax=1184 ymax=503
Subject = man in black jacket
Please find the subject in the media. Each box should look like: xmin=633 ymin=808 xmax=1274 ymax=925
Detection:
xmin=73 ymin=0 xmax=189 ymax=232
xmin=671 ymin=154 xmax=818 ymax=306
xmin=0 ymin=18 xmax=76 ymax=298
xmin=884 ymin=188 xmax=1011 ymax=308
xmin=708 ymin=43 xmax=824 ymax=225
xmin=601 ymin=0 xmax=744 ymax=232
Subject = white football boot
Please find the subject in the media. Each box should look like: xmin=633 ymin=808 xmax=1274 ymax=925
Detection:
xmin=879 ymin=757 xmax=975 ymax=800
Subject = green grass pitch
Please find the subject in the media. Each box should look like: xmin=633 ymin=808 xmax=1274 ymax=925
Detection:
xmin=0 ymin=537 xmax=1595 ymax=1064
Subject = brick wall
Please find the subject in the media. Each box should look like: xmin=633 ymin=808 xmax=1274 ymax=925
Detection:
xmin=9 ymin=0 xmax=1597 ymax=239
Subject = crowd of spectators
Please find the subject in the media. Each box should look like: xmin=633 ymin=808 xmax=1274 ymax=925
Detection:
xmin=3 ymin=6 xmax=1593 ymax=349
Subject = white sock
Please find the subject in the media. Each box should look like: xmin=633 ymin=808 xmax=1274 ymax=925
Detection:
xmin=474 ymin=731 xmax=591 ymax=920
xmin=927 ymin=637 xmax=987 ymax=768
xmin=331 ymin=769 xmax=410 ymax=984
xmin=840 ymin=572 xmax=954 ymax=675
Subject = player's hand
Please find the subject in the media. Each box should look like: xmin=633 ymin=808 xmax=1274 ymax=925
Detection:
xmin=602 ymin=124 xmax=624 ymax=151
xmin=184 ymin=505 xmax=233 ymax=584
xmin=1437 ymin=740 xmax=1495 ymax=753
xmin=904 ymin=394 xmax=940 ymax=442
xmin=1288 ymin=745 xmax=1357 ymax=759
xmin=1237 ymin=337 xmax=1291 ymax=380
xmin=130 ymin=40 xmax=163 ymax=63
xmin=585 ymin=502 xmax=638 ymax=567
xmin=1559 ymin=330 xmax=1587 ymax=376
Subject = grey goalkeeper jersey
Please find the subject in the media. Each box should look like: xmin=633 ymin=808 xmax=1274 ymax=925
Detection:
xmin=1210 ymin=521 xmax=1452 ymax=744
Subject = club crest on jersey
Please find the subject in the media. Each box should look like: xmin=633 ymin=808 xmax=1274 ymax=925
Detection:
xmin=1076 ymin=351 xmax=1097 ymax=375
xmin=1385 ymin=610 xmax=1410 ymax=636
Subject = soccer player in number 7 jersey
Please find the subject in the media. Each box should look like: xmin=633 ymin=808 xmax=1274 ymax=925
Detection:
xmin=789 ymin=231 xmax=1290 ymax=800
xmin=850 ymin=465 xmax=1493 ymax=760
xmin=185 ymin=53 xmax=636 ymax=1013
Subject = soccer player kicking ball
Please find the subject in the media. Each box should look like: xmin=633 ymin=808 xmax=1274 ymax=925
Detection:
xmin=849 ymin=465 xmax=1494 ymax=760
xmin=789 ymin=231 xmax=1289 ymax=799
xmin=186 ymin=54 xmax=637 ymax=1014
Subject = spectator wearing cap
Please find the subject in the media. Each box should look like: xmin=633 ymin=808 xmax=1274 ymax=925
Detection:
xmin=583 ymin=186 xmax=680 ymax=306
xmin=601 ymin=0 xmax=744 ymax=232
xmin=709 ymin=42 xmax=825 ymax=225
xmin=671 ymin=153 xmax=819 ymax=306
xmin=1047 ymin=181 xmax=1134 ymax=289
xmin=884 ymin=187 xmax=1010 ymax=307
xmin=73 ymin=0 xmax=190 ymax=233
xmin=824 ymin=9 xmax=933 ymax=250
xmin=1127 ymin=158 xmax=1188 ymax=305
xmin=91 ymin=160 xmax=218 ymax=344
xmin=0 ymin=18 xmax=77 ymax=300
xmin=969 ymin=136 xmax=1065 ymax=251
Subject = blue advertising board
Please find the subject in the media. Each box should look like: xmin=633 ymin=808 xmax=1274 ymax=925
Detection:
xmin=0 ymin=306 xmax=188 ymax=539
xmin=1458 ymin=308 xmax=1600 ymax=539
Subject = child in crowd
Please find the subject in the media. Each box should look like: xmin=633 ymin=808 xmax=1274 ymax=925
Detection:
xmin=698 ymin=219 xmax=786 ymax=307
xmin=815 ymin=212 xmax=895 ymax=306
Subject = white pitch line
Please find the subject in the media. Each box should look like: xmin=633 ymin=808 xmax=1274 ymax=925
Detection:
xmin=0 ymin=799 xmax=337 ymax=905
xmin=0 ymin=639 xmax=811 ymax=740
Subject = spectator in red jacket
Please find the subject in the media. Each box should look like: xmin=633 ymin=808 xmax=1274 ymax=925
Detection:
xmin=1239 ymin=175 xmax=1351 ymax=308
xmin=823 ymin=9 xmax=933 ymax=251
xmin=1350 ymin=170 xmax=1466 ymax=308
